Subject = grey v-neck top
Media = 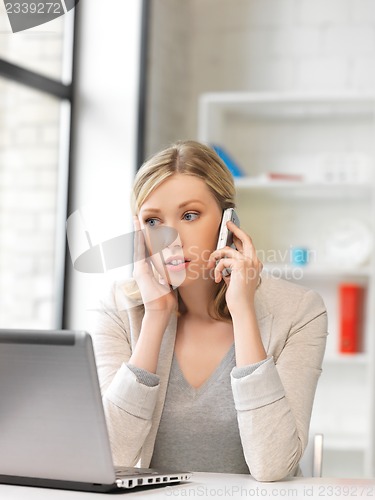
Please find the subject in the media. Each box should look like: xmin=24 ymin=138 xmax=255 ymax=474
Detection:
xmin=149 ymin=344 xmax=250 ymax=473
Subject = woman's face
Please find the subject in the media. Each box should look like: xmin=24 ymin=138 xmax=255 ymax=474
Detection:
xmin=138 ymin=173 xmax=223 ymax=288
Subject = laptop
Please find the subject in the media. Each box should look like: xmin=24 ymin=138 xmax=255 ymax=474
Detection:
xmin=0 ymin=329 xmax=192 ymax=492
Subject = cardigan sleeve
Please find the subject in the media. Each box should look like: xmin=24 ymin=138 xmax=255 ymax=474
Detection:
xmin=89 ymin=284 xmax=160 ymax=467
xmin=230 ymin=288 xmax=328 ymax=482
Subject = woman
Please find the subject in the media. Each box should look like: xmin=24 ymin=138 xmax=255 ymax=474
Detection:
xmin=91 ymin=140 xmax=327 ymax=481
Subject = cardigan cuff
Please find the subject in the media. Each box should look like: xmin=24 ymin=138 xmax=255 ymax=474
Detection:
xmin=231 ymin=356 xmax=270 ymax=378
xmin=230 ymin=356 xmax=285 ymax=411
xmin=104 ymin=363 xmax=160 ymax=420
xmin=127 ymin=363 xmax=160 ymax=387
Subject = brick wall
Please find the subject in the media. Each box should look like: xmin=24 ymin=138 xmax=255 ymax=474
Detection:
xmin=146 ymin=0 xmax=375 ymax=149
xmin=0 ymin=11 xmax=65 ymax=328
xmin=188 ymin=0 xmax=375 ymax=134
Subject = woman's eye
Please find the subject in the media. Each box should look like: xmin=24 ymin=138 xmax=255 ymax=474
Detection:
xmin=183 ymin=212 xmax=199 ymax=221
xmin=145 ymin=218 xmax=160 ymax=227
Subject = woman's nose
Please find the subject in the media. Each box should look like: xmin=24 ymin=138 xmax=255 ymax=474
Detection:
xmin=160 ymin=219 xmax=182 ymax=249
xmin=167 ymin=230 xmax=182 ymax=249
xmin=147 ymin=224 xmax=180 ymax=254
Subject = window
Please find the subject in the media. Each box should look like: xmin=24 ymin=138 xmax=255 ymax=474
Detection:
xmin=0 ymin=5 xmax=76 ymax=328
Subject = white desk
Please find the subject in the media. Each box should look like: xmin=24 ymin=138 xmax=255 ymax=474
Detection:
xmin=1 ymin=473 xmax=375 ymax=499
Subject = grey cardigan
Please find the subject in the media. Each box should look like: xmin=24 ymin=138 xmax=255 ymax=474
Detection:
xmin=90 ymin=274 xmax=327 ymax=482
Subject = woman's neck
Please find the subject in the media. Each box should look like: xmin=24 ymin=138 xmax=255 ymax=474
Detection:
xmin=177 ymin=278 xmax=219 ymax=322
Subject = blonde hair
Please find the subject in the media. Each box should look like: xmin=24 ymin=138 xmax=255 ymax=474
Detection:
xmin=130 ymin=140 xmax=236 ymax=321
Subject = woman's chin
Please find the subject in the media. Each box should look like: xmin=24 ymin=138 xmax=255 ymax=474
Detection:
xmin=166 ymin=270 xmax=187 ymax=289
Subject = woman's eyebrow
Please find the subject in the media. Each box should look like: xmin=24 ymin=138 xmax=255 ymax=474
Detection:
xmin=178 ymin=199 xmax=206 ymax=208
xmin=141 ymin=200 xmax=206 ymax=214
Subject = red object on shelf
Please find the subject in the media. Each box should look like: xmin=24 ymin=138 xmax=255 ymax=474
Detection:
xmin=267 ymin=172 xmax=304 ymax=181
xmin=339 ymin=283 xmax=364 ymax=354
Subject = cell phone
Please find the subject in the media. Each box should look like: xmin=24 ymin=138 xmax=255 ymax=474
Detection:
xmin=216 ymin=208 xmax=240 ymax=277
xmin=216 ymin=208 xmax=240 ymax=251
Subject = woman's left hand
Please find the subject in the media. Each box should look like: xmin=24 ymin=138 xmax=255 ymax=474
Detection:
xmin=207 ymin=221 xmax=263 ymax=313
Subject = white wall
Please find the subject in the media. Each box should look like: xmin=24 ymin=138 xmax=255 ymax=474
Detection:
xmin=145 ymin=0 xmax=191 ymax=157
xmin=65 ymin=0 xmax=143 ymax=329
xmin=187 ymin=0 xmax=375 ymax=137
xmin=146 ymin=0 xmax=375 ymax=150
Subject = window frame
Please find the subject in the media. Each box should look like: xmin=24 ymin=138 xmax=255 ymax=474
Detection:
xmin=0 ymin=7 xmax=77 ymax=329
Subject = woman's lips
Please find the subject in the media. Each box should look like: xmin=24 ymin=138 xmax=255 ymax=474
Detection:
xmin=164 ymin=260 xmax=190 ymax=272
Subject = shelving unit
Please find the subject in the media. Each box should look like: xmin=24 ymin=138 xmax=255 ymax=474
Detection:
xmin=198 ymin=92 xmax=375 ymax=478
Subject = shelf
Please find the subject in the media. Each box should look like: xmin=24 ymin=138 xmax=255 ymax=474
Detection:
xmin=201 ymin=90 xmax=375 ymax=105
xmin=235 ymin=177 xmax=373 ymax=190
xmin=200 ymin=91 xmax=375 ymax=120
xmin=234 ymin=177 xmax=374 ymax=198
xmin=200 ymin=90 xmax=375 ymax=478
xmin=323 ymin=354 xmax=368 ymax=365
xmin=262 ymin=264 xmax=372 ymax=279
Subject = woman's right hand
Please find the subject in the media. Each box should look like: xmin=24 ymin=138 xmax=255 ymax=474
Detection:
xmin=132 ymin=216 xmax=177 ymax=314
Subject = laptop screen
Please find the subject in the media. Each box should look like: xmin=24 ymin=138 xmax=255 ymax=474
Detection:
xmin=0 ymin=330 xmax=116 ymax=485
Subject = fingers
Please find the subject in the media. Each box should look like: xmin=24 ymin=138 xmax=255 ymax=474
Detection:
xmin=213 ymin=258 xmax=234 ymax=282
xmin=133 ymin=216 xmax=146 ymax=264
xmin=226 ymin=220 xmax=255 ymax=258
xmin=212 ymin=257 xmax=263 ymax=284
xmin=208 ymin=242 xmax=263 ymax=284
xmin=152 ymin=252 xmax=169 ymax=283
xmin=208 ymin=246 xmax=244 ymax=266
xmin=232 ymin=234 xmax=243 ymax=253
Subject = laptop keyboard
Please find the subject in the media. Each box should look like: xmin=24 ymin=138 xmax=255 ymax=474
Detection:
xmin=115 ymin=467 xmax=160 ymax=476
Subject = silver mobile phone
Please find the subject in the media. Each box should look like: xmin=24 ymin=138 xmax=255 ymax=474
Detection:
xmin=216 ymin=208 xmax=240 ymax=277
xmin=216 ymin=208 xmax=240 ymax=251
